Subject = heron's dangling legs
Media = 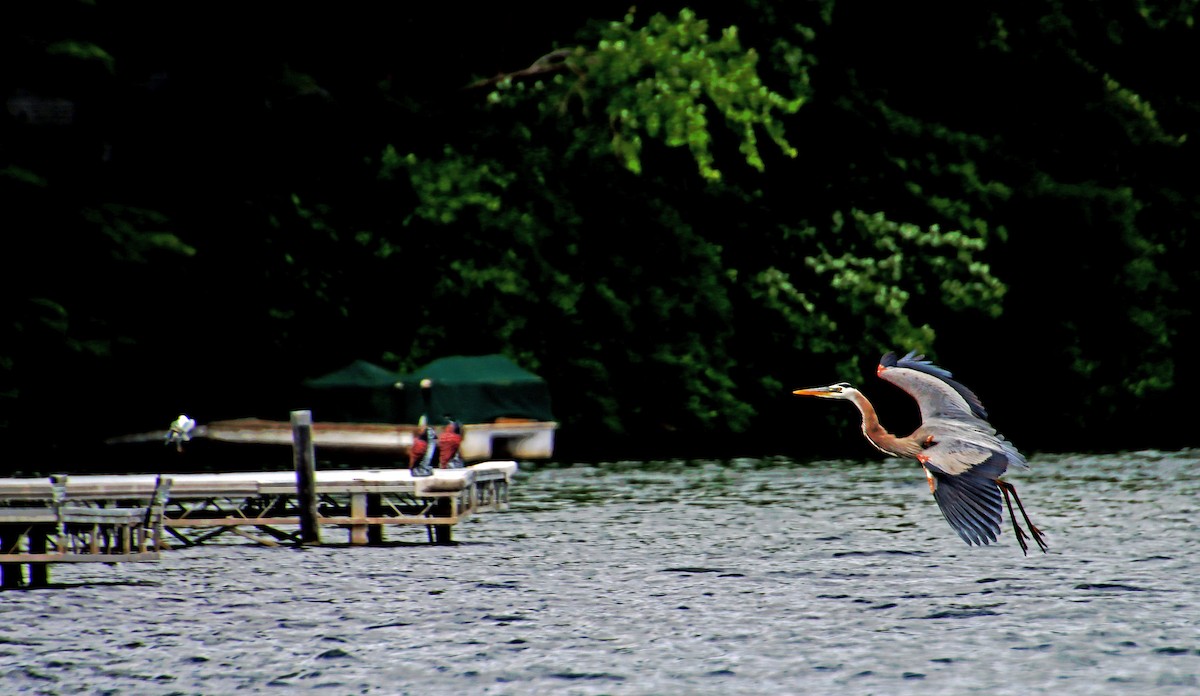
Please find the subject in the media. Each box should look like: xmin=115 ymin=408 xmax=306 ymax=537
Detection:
xmin=998 ymin=482 xmax=1030 ymax=554
xmin=998 ymin=480 xmax=1048 ymax=555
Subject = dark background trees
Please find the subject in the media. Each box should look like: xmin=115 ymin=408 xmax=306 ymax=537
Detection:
xmin=4 ymin=1 xmax=1197 ymax=470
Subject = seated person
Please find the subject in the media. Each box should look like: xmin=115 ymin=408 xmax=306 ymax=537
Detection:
xmin=437 ymin=420 xmax=465 ymax=469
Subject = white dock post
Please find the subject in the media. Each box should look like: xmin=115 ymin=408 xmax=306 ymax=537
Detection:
xmin=291 ymin=410 xmax=321 ymax=545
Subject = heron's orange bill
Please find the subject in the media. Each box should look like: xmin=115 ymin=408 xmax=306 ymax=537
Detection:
xmin=793 ymin=387 xmax=833 ymax=397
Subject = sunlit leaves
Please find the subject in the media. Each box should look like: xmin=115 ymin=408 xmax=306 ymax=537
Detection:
xmin=488 ymin=9 xmax=806 ymax=182
xmin=1100 ymin=72 xmax=1186 ymax=146
xmin=804 ymin=210 xmax=1006 ymax=349
xmin=45 ymin=40 xmax=115 ymax=74
xmin=748 ymin=266 xmax=838 ymax=353
xmin=78 ymin=204 xmax=195 ymax=264
xmin=381 ymin=145 xmax=513 ymax=225
xmin=1061 ymin=47 xmax=1186 ymax=147
xmin=1133 ymin=0 xmax=1198 ymax=29
xmin=594 ymin=9 xmax=805 ymax=180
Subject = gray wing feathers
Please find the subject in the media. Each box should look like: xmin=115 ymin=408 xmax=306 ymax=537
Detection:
xmin=924 ymin=449 xmax=1008 ymax=546
xmin=921 ymin=421 xmax=1028 ymax=471
xmin=879 ymin=366 xmax=980 ymax=423
xmin=917 ymin=436 xmax=999 ymax=475
xmin=880 ymin=352 xmax=1028 ymax=470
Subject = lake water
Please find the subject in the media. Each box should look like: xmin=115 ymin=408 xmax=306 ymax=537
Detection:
xmin=1 ymin=450 xmax=1197 ymax=694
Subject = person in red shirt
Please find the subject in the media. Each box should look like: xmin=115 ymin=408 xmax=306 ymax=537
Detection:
xmin=437 ymin=420 xmax=464 ymax=469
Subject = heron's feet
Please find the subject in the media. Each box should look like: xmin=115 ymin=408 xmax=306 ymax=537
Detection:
xmin=998 ymin=480 xmax=1049 ymax=556
xmin=1011 ymin=521 xmax=1031 ymax=555
xmin=1028 ymin=523 xmax=1049 ymax=554
xmin=1010 ymin=518 xmax=1048 ymax=556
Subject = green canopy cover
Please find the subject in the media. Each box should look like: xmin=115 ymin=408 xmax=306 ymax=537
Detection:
xmin=302 ymin=355 xmax=554 ymax=425
xmin=397 ymin=354 xmax=555 ymax=425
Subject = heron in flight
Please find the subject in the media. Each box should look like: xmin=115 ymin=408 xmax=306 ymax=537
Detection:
xmin=793 ymin=351 xmax=1048 ymax=555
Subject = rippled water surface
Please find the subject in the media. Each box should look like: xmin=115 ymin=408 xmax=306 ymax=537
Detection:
xmin=2 ymin=451 xmax=1198 ymax=694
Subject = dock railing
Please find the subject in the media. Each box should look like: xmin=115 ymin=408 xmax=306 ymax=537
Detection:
xmin=0 ymin=474 xmax=172 ymax=588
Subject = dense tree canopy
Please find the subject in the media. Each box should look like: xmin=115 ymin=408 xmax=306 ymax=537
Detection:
xmin=3 ymin=1 xmax=1198 ymax=469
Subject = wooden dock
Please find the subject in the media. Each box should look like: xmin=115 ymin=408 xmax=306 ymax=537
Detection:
xmin=0 ymin=462 xmax=517 ymax=587
xmin=0 ymin=462 xmax=515 ymax=544
xmin=3 ymin=410 xmax=523 ymax=588
xmin=0 ymin=474 xmax=172 ymax=588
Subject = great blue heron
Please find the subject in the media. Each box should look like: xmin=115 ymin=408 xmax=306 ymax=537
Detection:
xmin=793 ymin=351 xmax=1048 ymax=555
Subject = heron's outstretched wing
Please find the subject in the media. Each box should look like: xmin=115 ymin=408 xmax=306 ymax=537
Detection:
xmin=879 ymin=350 xmax=1028 ymax=469
xmin=878 ymin=351 xmax=987 ymax=423
xmin=920 ymin=441 xmax=1008 ymax=546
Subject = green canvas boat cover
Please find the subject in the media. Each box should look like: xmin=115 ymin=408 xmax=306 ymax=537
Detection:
xmin=302 ymin=355 xmax=554 ymax=425
xmin=397 ymin=354 xmax=555 ymax=425
xmin=301 ymin=359 xmax=405 ymax=423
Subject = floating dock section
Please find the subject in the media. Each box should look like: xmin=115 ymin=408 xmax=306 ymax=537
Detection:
xmin=4 ymin=409 xmax=530 ymax=587
xmin=0 ymin=474 xmax=173 ymax=588
xmin=0 ymin=462 xmax=515 ymax=546
xmin=0 ymin=462 xmax=517 ymax=587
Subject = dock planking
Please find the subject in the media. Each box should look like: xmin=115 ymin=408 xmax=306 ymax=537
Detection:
xmin=1 ymin=475 xmax=172 ymax=588
xmin=3 ymin=409 xmax=521 ymax=587
xmin=0 ymin=462 xmax=517 ymax=551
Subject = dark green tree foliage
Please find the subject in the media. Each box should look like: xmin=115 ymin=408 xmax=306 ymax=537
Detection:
xmin=385 ymin=9 xmax=816 ymax=441
xmin=2 ymin=1 xmax=1197 ymax=467
xmin=384 ymin=7 xmax=1029 ymax=452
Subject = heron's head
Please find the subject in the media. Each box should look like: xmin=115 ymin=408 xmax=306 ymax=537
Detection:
xmin=792 ymin=382 xmax=858 ymax=400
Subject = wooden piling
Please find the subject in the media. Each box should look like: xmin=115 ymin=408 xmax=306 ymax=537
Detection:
xmin=291 ymin=410 xmax=321 ymax=545
xmin=28 ymin=527 xmax=49 ymax=587
xmin=0 ymin=527 xmax=20 ymax=588
xmin=367 ymin=493 xmax=384 ymax=544
xmin=349 ymin=493 xmax=368 ymax=545
xmin=51 ymin=474 xmax=67 ymax=554
xmin=433 ymin=498 xmax=453 ymax=545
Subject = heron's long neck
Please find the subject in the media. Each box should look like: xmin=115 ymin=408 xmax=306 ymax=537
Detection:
xmin=848 ymin=391 xmax=917 ymax=457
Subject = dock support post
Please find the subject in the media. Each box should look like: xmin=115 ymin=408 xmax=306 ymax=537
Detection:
xmin=291 ymin=410 xmax=321 ymax=545
xmin=349 ymin=493 xmax=368 ymax=545
xmin=28 ymin=528 xmax=49 ymax=587
xmin=0 ymin=528 xmax=21 ymax=588
xmin=51 ymin=474 xmax=67 ymax=554
xmin=367 ymin=493 xmax=383 ymax=544
xmin=433 ymin=498 xmax=453 ymax=545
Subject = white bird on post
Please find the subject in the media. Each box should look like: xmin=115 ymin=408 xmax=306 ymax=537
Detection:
xmin=165 ymin=414 xmax=196 ymax=452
